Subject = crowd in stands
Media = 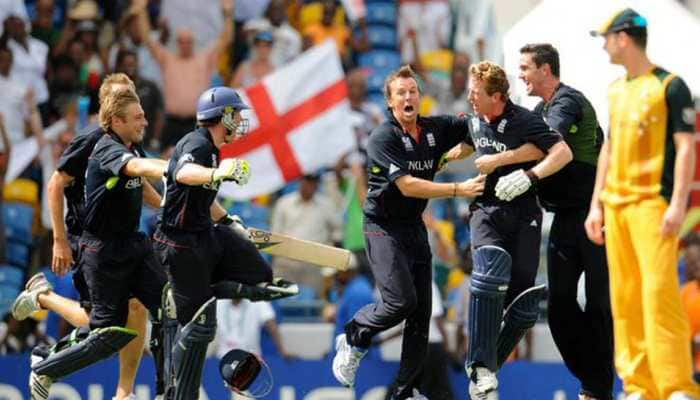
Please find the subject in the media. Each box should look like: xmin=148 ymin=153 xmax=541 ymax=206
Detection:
xmin=0 ymin=0 xmax=697 ymax=386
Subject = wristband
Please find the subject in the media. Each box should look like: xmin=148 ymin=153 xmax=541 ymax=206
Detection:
xmin=525 ymin=169 xmax=539 ymax=184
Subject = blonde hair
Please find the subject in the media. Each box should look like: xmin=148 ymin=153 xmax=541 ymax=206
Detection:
xmin=469 ymin=61 xmax=510 ymax=99
xmin=98 ymin=73 xmax=136 ymax=105
xmin=99 ymin=88 xmax=140 ymax=131
xmin=383 ymin=64 xmax=421 ymax=100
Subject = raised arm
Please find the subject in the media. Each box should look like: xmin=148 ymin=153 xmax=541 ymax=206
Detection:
xmin=212 ymin=0 xmax=235 ymax=56
xmin=133 ymin=0 xmax=167 ymax=65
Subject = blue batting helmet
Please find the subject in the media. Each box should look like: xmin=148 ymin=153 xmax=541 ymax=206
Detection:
xmin=196 ymin=86 xmax=249 ymax=122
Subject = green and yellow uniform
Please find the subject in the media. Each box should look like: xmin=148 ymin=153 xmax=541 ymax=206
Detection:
xmin=603 ymin=66 xmax=698 ymax=398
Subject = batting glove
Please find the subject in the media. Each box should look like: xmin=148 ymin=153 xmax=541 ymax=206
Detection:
xmin=212 ymin=158 xmax=251 ymax=185
xmin=218 ymin=214 xmax=252 ymax=241
xmin=495 ymin=169 xmax=538 ymax=201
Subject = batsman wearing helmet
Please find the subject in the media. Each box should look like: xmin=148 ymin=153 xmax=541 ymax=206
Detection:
xmin=587 ymin=8 xmax=699 ymax=399
xmin=153 ymin=86 xmax=297 ymax=400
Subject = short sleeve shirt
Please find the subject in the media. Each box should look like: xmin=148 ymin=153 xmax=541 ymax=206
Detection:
xmin=363 ymin=113 xmax=471 ymax=222
xmin=160 ymin=128 xmax=219 ymax=232
xmin=83 ymin=132 xmax=146 ymax=238
xmin=56 ymin=126 xmax=105 ymax=236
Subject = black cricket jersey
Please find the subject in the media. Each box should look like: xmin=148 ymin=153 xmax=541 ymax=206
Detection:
xmin=533 ymin=84 xmax=602 ymax=211
xmin=83 ymin=131 xmax=145 ymax=238
xmin=363 ymin=112 xmax=471 ymax=222
xmin=55 ymin=126 xmax=105 ymax=236
xmin=466 ymin=100 xmax=562 ymax=204
xmin=160 ymin=128 xmax=219 ymax=232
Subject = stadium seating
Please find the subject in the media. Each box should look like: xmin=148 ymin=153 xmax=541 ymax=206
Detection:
xmin=0 ymin=265 xmax=24 ymax=317
xmin=365 ymin=2 xmax=397 ymax=27
xmin=3 ymin=202 xmax=34 ymax=246
xmin=367 ymin=25 xmax=398 ymax=50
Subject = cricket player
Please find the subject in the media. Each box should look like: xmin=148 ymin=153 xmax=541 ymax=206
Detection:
xmin=27 ymin=88 xmax=168 ymax=398
xmin=153 ymin=86 xmax=296 ymax=400
xmin=332 ymin=65 xmax=486 ymax=400
xmin=587 ymin=8 xmax=699 ymax=399
xmin=517 ymin=43 xmax=614 ymax=400
xmin=463 ymin=60 xmax=573 ymax=399
xmin=11 ymin=74 xmax=162 ymax=400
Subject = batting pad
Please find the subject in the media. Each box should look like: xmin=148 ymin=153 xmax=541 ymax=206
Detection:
xmin=496 ymin=284 xmax=547 ymax=367
xmin=33 ymin=326 xmax=137 ymax=380
xmin=467 ymin=245 xmax=512 ymax=371
xmin=172 ymin=297 xmax=217 ymax=400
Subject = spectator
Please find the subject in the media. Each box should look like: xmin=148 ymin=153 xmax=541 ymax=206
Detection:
xmin=302 ymin=0 xmax=368 ymax=67
xmin=108 ymin=8 xmax=163 ymax=89
xmin=681 ymin=233 xmax=700 ymax=380
xmin=0 ymin=45 xmax=34 ymax=148
xmin=134 ymin=0 xmax=234 ymax=154
xmin=431 ymin=52 xmax=473 ymax=116
xmin=230 ymin=30 xmax=276 ymax=88
xmin=0 ymin=314 xmax=53 ymax=355
xmin=211 ymin=299 xmax=291 ymax=359
xmin=450 ymin=0 xmax=501 ymax=63
xmin=271 ymin=173 xmax=343 ymax=293
xmin=114 ymin=48 xmax=164 ymax=152
xmin=45 ymin=55 xmax=82 ymax=124
xmin=0 ymin=0 xmax=29 ymax=37
xmin=244 ymin=0 xmax=302 ymax=67
xmin=398 ymin=0 xmax=451 ymax=64
xmin=3 ymin=14 xmax=49 ymax=109
xmin=31 ymin=0 xmax=61 ymax=48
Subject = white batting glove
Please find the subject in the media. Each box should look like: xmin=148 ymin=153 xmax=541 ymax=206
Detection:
xmin=495 ymin=169 xmax=537 ymax=201
xmin=218 ymin=214 xmax=252 ymax=241
xmin=212 ymin=158 xmax=251 ymax=185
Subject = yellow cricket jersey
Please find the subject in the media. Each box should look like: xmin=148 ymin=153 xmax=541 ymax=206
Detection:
xmin=601 ymin=67 xmax=696 ymax=206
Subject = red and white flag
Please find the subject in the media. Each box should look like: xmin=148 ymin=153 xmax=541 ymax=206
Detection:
xmin=219 ymin=41 xmax=355 ymax=200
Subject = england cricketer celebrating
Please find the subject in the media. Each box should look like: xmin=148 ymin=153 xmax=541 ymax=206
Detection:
xmin=463 ymin=61 xmax=573 ymax=399
xmin=332 ymin=65 xmax=486 ymax=400
xmin=28 ymin=88 xmax=169 ymax=397
xmin=153 ymin=86 xmax=297 ymax=400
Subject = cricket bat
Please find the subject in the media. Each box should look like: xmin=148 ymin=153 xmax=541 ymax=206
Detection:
xmin=248 ymin=227 xmax=351 ymax=271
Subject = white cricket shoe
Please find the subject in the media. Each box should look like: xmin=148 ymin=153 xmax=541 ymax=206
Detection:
xmin=669 ymin=392 xmax=697 ymax=400
xmin=468 ymin=366 xmax=499 ymax=400
xmin=29 ymin=348 xmax=53 ymax=400
xmin=332 ymin=334 xmax=367 ymax=387
xmin=12 ymin=273 xmax=53 ymax=320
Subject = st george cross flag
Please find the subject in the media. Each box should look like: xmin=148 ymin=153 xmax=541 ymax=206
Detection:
xmin=219 ymin=40 xmax=355 ymax=200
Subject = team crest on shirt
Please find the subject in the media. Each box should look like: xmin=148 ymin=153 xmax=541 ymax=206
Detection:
xmin=470 ymin=117 xmax=481 ymax=134
xmin=497 ymin=119 xmax=508 ymax=133
xmin=426 ymin=132 xmax=436 ymax=147
xmin=402 ymin=137 xmax=414 ymax=151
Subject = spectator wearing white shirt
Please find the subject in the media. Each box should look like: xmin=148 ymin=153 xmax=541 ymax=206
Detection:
xmin=243 ymin=0 xmax=302 ymax=67
xmin=271 ymin=173 xmax=343 ymax=294
xmin=4 ymin=14 xmax=49 ymax=106
xmin=211 ymin=299 xmax=290 ymax=359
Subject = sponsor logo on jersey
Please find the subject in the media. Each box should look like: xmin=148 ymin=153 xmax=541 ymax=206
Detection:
xmin=426 ymin=132 xmax=436 ymax=147
xmin=125 ymin=176 xmax=144 ymax=189
xmin=402 ymin=137 xmax=414 ymax=151
xmin=407 ymin=160 xmax=434 ymax=172
xmin=473 ymin=137 xmax=507 ymax=153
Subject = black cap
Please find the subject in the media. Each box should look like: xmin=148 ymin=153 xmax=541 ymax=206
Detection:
xmin=590 ymin=8 xmax=648 ymax=36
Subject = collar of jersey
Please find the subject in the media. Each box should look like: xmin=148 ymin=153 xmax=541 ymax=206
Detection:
xmin=196 ymin=126 xmax=216 ymax=146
